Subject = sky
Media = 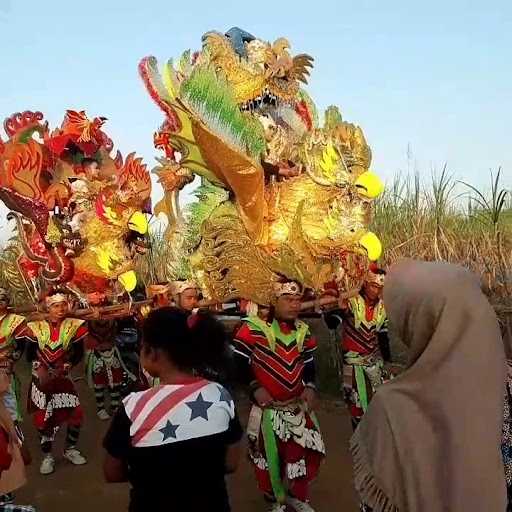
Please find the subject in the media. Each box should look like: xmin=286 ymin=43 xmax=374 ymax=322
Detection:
xmin=0 ymin=0 xmax=511 ymax=235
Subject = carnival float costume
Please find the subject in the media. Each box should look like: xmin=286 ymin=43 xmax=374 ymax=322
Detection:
xmin=0 ymin=110 xmax=152 ymax=302
xmin=25 ymin=292 xmax=88 ymax=474
xmin=233 ymin=280 xmax=324 ymax=511
xmin=137 ymin=30 xmax=386 ymax=508
xmin=140 ymin=27 xmax=384 ymax=304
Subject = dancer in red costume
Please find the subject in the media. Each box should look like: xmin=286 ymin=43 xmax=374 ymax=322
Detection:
xmin=324 ymin=267 xmax=389 ymax=430
xmin=25 ymin=290 xmax=88 ymax=475
xmin=233 ymin=280 xmax=325 ymax=512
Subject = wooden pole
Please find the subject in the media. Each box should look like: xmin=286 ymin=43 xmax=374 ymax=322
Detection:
xmin=300 ymin=288 xmax=359 ymax=311
xmin=9 ymin=300 xmax=154 ymax=320
xmin=9 ymin=289 xmax=361 ymax=320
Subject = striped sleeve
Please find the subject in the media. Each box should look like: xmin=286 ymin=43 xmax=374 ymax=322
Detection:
xmin=232 ymin=322 xmax=256 ymax=387
xmin=20 ymin=325 xmax=37 ymax=343
xmin=379 ymin=315 xmax=389 ymax=333
xmin=12 ymin=320 xmax=28 ymax=340
xmin=232 ymin=323 xmax=255 ymax=361
xmin=303 ymin=333 xmax=317 ymax=386
xmin=73 ymin=323 xmax=89 ymax=343
xmin=302 ymin=333 xmax=317 ymax=364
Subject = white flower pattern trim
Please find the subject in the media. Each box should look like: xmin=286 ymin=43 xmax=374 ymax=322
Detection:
xmin=31 ymin=383 xmax=80 ymax=422
xmin=271 ymin=408 xmax=325 ymax=454
xmin=287 ymin=458 xmax=307 ymax=480
xmin=250 ymin=453 xmax=268 ymax=470
xmin=52 ymin=393 xmax=80 ymax=409
xmin=31 ymin=385 xmax=46 ymax=409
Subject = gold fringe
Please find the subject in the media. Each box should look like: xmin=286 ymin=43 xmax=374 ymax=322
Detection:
xmin=350 ymin=429 xmax=399 ymax=512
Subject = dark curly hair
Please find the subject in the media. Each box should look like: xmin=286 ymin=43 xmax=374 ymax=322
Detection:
xmin=142 ymin=307 xmax=231 ymax=383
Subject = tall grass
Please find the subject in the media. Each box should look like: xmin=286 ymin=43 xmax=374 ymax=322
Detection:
xmin=1 ymin=170 xmax=510 ymax=317
xmin=372 ymin=169 xmax=511 ymax=311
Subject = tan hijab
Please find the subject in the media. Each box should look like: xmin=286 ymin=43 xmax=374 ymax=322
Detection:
xmin=351 ymin=260 xmax=508 ymax=511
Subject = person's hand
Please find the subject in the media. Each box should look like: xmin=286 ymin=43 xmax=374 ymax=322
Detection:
xmin=385 ymin=364 xmax=403 ymax=379
xmin=278 ymin=163 xmax=301 ymax=179
xmin=300 ymin=386 xmax=317 ymax=412
xmin=253 ymin=387 xmax=273 ymax=408
xmin=139 ymin=305 xmax=151 ymax=319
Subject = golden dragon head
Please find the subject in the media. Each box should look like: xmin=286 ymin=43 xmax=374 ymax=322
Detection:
xmin=202 ymin=29 xmax=313 ymax=109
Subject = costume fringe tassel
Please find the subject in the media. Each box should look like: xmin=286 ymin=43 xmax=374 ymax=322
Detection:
xmin=350 ymin=429 xmax=399 ymax=512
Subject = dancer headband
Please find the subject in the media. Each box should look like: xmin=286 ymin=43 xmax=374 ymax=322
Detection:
xmin=45 ymin=293 xmax=68 ymax=307
xmin=273 ymin=281 xmax=302 ymax=298
xmin=366 ymin=271 xmax=385 ymax=287
xmin=147 ymin=284 xmax=171 ymax=298
xmin=170 ymin=280 xmax=198 ymax=296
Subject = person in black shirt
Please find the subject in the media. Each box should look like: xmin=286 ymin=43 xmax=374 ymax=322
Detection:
xmin=103 ymin=308 xmax=243 ymax=512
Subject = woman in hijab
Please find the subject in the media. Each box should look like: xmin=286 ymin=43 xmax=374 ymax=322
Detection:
xmin=351 ymin=260 xmax=509 ymax=512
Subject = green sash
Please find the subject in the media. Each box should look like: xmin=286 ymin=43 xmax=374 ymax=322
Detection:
xmin=245 ymin=316 xmax=310 ymax=353
xmin=0 ymin=314 xmax=25 ymax=345
xmin=349 ymin=296 xmax=387 ymax=330
xmin=28 ymin=318 xmax=85 ymax=351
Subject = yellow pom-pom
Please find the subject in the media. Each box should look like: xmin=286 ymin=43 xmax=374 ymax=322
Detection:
xmin=359 ymin=231 xmax=382 ymax=261
xmin=118 ymin=270 xmax=137 ymax=292
xmin=355 ymin=171 xmax=384 ymax=199
xmin=127 ymin=211 xmax=149 ymax=234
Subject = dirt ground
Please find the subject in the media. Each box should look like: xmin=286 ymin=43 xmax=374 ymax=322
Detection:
xmin=15 ymin=370 xmax=359 ymax=512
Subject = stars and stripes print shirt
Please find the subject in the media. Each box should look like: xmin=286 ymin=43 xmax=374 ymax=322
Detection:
xmin=104 ymin=378 xmax=243 ymax=512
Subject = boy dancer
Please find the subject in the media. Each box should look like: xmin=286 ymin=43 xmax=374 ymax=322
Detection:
xmin=25 ymin=291 xmax=88 ymax=475
xmin=325 ymin=267 xmax=388 ymax=429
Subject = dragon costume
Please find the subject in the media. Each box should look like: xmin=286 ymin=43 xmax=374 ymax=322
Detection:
xmin=0 ymin=110 xmax=152 ymax=300
xmin=140 ymin=27 xmax=384 ymax=303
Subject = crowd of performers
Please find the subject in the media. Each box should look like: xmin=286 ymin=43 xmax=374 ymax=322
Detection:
xmin=4 ymin=263 xmax=510 ymax=512
xmin=0 ymin=265 xmax=392 ymax=512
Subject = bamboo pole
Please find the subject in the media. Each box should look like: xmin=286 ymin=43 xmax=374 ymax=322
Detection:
xmin=300 ymin=288 xmax=359 ymax=311
xmin=9 ymin=300 xmax=153 ymax=320
xmin=8 ymin=288 xmax=361 ymax=320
